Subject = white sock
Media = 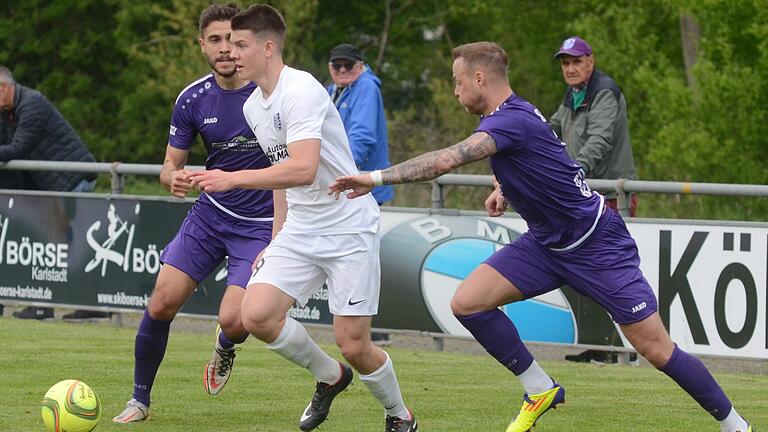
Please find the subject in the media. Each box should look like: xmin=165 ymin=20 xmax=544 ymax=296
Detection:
xmin=266 ymin=317 xmax=341 ymax=384
xmin=517 ymin=360 xmax=554 ymax=395
xmin=359 ymin=352 xmax=410 ymax=419
xmin=719 ymin=407 xmax=749 ymax=432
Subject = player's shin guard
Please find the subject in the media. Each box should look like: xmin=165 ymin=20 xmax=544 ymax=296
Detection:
xmin=133 ymin=310 xmax=172 ymax=407
xmin=267 ymin=316 xmax=341 ymax=384
xmin=660 ymin=344 xmax=732 ymax=420
xmin=359 ymin=352 xmax=410 ymax=420
xmin=455 ymin=309 xmax=534 ymax=375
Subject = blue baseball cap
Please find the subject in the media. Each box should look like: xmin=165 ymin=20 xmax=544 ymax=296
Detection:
xmin=554 ymin=36 xmax=593 ymax=59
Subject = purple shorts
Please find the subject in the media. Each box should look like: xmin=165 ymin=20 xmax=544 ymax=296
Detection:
xmin=160 ymin=202 xmax=272 ymax=288
xmin=485 ymin=208 xmax=657 ymax=324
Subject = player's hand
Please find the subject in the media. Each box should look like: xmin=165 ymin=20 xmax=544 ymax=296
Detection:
xmin=328 ymin=174 xmax=375 ymax=199
xmin=484 ymin=186 xmax=507 ymax=217
xmin=187 ymin=169 xmax=236 ymax=193
xmin=170 ymin=169 xmax=193 ymax=198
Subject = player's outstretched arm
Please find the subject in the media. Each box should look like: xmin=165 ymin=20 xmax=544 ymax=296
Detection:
xmin=160 ymin=145 xmax=193 ymax=198
xmin=188 ymin=139 xmax=321 ymax=192
xmin=328 ymin=173 xmax=375 ymax=199
xmin=329 ymin=131 xmax=497 ymax=199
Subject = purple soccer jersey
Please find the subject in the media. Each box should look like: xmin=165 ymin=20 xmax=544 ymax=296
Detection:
xmin=461 ymin=94 xmax=735 ymax=425
xmin=475 ymin=94 xmax=602 ymax=250
xmin=131 ymin=75 xmax=276 ymax=411
xmin=170 ymin=74 xmax=273 ymax=218
xmin=476 ymin=94 xmax=657 ymax=323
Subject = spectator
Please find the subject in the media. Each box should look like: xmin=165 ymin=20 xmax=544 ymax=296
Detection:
xmin=549 ymin=36 xmax=637 ymax=216
xmin=549 ymin=37 xmax=638 ymax=365
xmin=0 ymin=65 xmax=106 ymax=321
xmin=0 ymin=126 xmax=35 ymax=319
xmin=327 ymin=43 xmax=394 ymax=346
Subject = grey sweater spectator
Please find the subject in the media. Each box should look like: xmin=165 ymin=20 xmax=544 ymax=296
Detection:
xmin=0 ymin=66 xmax=105 ymax=321
xmin=0 ymin=66 xmax=97 ymax=192
xmin=549 ymin=37 xmax=637 ymax=216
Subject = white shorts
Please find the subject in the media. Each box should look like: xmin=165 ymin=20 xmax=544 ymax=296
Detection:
xmin=248 ymin=232 xmax=380 ymax=316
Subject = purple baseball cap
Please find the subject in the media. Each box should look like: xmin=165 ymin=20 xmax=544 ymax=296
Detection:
xmin=554 ymin=36 xmax=593 ymax=59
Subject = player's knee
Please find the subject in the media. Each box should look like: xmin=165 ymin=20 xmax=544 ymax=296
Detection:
xmin=240 ymin=314 xmax=264 ymax=336
xmin=338 ymin=339 xmax=367 ymax=365
xmin=638 ymin=345 xmax=671 ymax=368
xmin=240 ymin=310 xmax=276 ymax=339
xmin=450 ymin=294 xmax=478 ymax=316
xmin=218 ymin=312 xmax=245 ymax=337
xmin=147 ymin=295 xmax=180 ymax=321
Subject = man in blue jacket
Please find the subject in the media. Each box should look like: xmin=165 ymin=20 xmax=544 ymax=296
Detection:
xmin=327 ymin=43 xmax=394 ymax=346
xmin=327 ymin=44 xmax=394 ymax=206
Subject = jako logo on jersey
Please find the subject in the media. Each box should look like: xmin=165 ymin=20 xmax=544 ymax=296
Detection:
xmin=273 ymin=113 xmax=282 ymax=131
xmin=204 ymin=117 xmax=218 ymax=124
xmin=632 ymin=301 xmax=647 ymax=314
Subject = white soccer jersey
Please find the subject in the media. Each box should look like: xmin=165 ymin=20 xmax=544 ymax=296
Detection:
xmin=242 ymin=66 xmax=379 ymax=235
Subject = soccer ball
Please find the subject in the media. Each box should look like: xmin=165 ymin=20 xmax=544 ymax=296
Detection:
xmin=41 ymin=380 xmax=101 ymax=432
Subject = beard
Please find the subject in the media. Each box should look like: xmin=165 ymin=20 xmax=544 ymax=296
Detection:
xmin=207 ymin=56 xmax=237 ymax=78
xmin=460 ymin=93 xmax=485 ymax=116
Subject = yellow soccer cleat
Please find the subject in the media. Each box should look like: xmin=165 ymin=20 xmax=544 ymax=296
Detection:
xmin=506 ymin=382 xmax=565 ymax=432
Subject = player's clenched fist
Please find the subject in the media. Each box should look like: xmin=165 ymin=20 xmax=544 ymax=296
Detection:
xmin=484 ymin=186 xmax=507 ymax=217
xmin=328 ymin=173 xmax=375 ymax=199
xmin=170 ymin=169 xmax=194 ymax=198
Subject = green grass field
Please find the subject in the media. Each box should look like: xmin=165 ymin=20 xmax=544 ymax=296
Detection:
xmin=1 ymin=317 xmax=765 ymax=432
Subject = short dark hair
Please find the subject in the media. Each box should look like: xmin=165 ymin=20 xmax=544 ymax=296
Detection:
xmin=452 ymin=42 xmax=508 ymax=79
xmin=199 ymin=3 xmax=240 ymax=35
xmin=231 ymin=4 xmax=286 ymax=50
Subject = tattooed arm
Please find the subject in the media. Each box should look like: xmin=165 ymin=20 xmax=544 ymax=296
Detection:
xmin=329 ymin=132 xmax=497 ymax=199
xmin=383 ymin=132 xmax=497 ymax=184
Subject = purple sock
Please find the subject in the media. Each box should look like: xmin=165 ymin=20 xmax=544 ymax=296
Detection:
xmin=455 ymin=309 xmax=534 ymax=375
xmin=218 ymin=328 xmax=247 ymax=349
xmin=660 ymin=344 xmax=732 ymax=420
xmin=132 ymin=310 xmax=172 ymax=407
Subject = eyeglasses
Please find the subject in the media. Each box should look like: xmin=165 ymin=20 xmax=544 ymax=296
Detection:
xmin=329 ymin=61 xmax=356 ymax=72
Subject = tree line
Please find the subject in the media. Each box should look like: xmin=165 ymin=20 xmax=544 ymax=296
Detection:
xmin=1 ymin=0 xmax=766 ymax=219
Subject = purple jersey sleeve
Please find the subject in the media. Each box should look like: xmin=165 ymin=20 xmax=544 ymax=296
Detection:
xmin=169 ymin=89 xmax=199 ymax=150
xmin=476 ymin=111 xmax=526 ymax=154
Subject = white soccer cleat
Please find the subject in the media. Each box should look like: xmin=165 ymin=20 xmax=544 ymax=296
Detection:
xmin=203 ymin=325 xmax=239 ymax=395
xmin=112 ymin=398 xmax=149 ymax=423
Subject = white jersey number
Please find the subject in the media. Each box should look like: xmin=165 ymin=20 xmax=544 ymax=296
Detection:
xmin=573 ymin=168 xmax=592 ymax=197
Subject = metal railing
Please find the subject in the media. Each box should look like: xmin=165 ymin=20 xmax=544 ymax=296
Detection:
xmin=430 ymin=174 xmax=768 ymax=216
xmin=3 ymin=160 xmax=767 ymax=213
xmin=0 ymin=160 xmax=202 ymax=194
xmin=1 ymin=160 xmax=767 ymax=359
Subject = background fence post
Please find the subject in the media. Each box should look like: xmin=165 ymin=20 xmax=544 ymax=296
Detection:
xmin=110 ymin=162 xmax=124 ymax=195
xmin=109 ymin=161 xmax=124 ymax=326
xmin=431 ymin=180 xmax=444 ymax=209
xmin=616 ymin=178 xmax=630 ymax=217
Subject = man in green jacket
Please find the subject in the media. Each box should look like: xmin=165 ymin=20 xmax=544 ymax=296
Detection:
xmin=550 ymin=37 xmax=639 ymax=365
xmin=549 ymin=36 xmax=637 ymax=216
